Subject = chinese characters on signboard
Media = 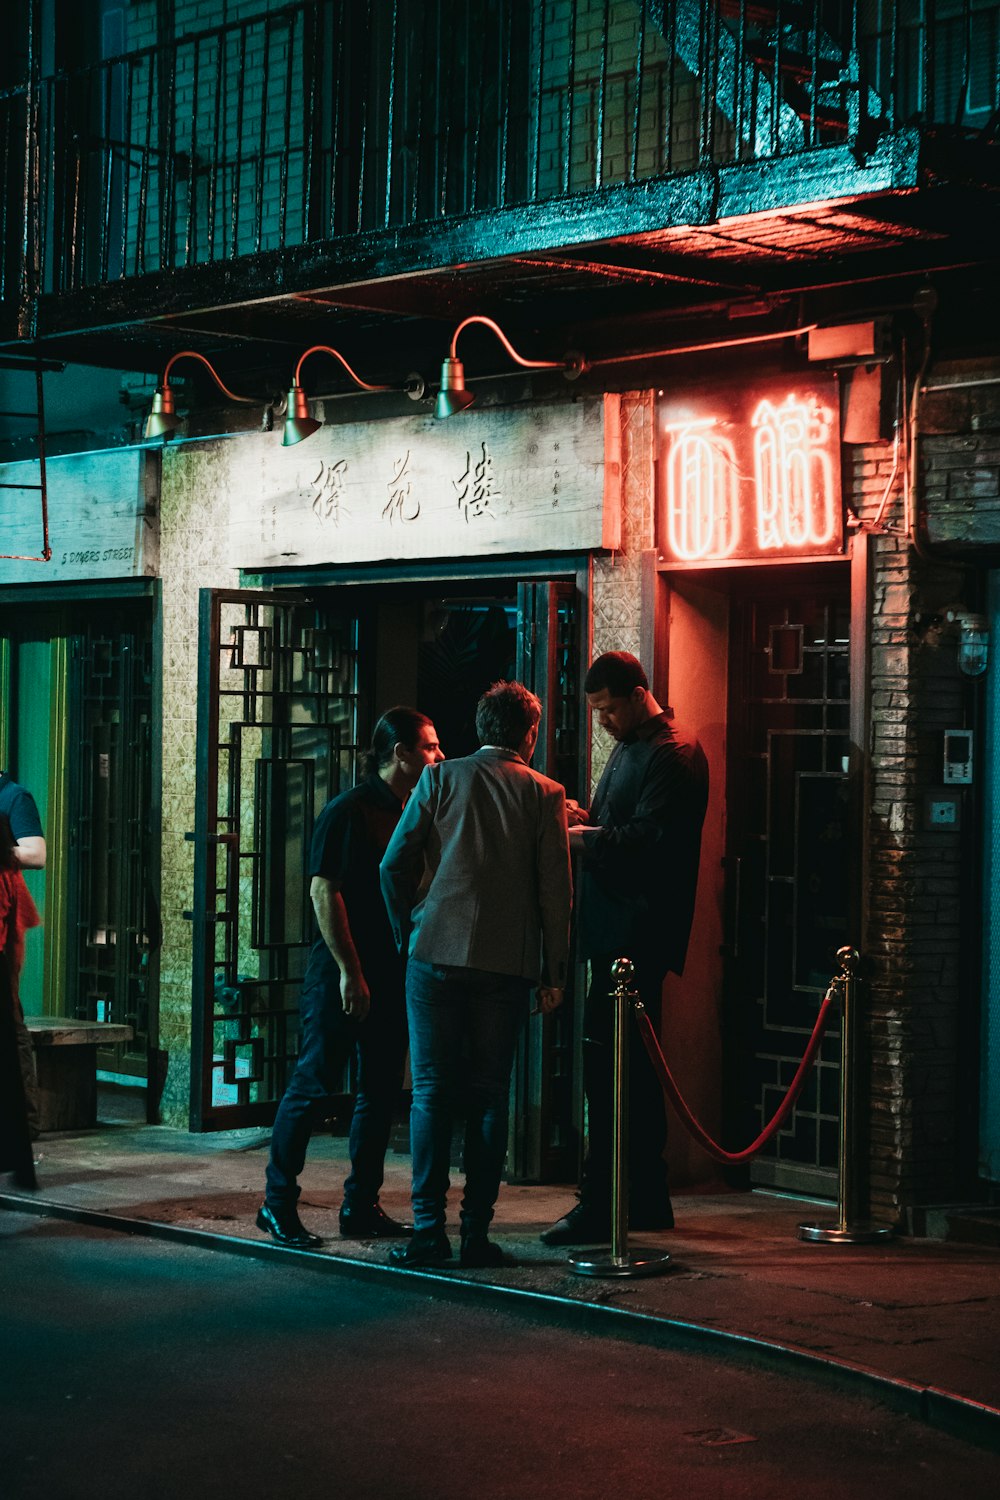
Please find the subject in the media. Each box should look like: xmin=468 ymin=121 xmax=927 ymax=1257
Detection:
xmin=657 ymin=377 xmax=843 ymax=565
xmin=454 ymin=442 xmax=501 ymax=522
xmin=229 ymin=398 xmax=620 ymax=567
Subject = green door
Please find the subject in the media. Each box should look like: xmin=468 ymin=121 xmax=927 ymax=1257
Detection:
xmin=0 ymin=612 xmax=69 ymax=1020
xmin=0 ymin=600 xmax=155 ymax=1091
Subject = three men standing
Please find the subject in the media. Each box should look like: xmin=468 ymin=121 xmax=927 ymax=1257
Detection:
xmin=543 ymin=652 xmax=708 ymax=1245
xmin=380 ymin=681 xmax=572 ymax=1268
xmin=258 ymin=708 xmax=444 ymax=1248
xmin=260 ymin=653 xmax=705 ymax=1261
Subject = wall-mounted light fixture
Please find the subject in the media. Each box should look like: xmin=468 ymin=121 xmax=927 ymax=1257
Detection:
xmin=948 ymin=608 xmax=990 ymax=677
xmin=434 ymin=315 xmax=585 ymax=419
xmin=283 ymin=346 xmax=425 ymax=446
xmin=144 ymin=350 xmax=270 ymax=439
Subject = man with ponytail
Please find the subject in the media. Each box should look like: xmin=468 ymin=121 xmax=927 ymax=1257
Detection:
xmin=257 ymin=707 xmax=443 ymax=1248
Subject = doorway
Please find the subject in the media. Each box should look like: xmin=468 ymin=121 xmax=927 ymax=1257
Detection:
xmin=665 ymin=563 xmax=854 ymax=1196
xmin=0 ymin=595 xmax=156 ymax=1085
xmin=189 ymin=571 xmax=586 ymax=1180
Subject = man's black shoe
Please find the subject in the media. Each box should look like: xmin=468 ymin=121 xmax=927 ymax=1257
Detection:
xmin=388 ymin=1230 xmax=453 ymax=1268
xmin=460 ymin=1235 xmax=517 ymax=1268
xmin=339 ymin=1203 xmax=414 ymax=1239
xmin=255 ymin=1203 xmax=323 ymax=1249
xmin=630 ymin=1205 xmax=675 ymax=1232
xmin=539 ymin=1203 xmax=610 ymax=1246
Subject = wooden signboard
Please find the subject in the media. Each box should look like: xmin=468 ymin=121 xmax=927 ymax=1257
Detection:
xmin=228 ymin=396 xmax=620 ymax=568
xmin=0 ymin=448 xmax=155 ymax=584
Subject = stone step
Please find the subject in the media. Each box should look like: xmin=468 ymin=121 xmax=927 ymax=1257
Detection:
xmin=945 ymin=1207 xmax=1000 ymax=1247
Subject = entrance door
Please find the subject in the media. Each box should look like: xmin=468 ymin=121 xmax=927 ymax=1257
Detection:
xmin=67 ymin=605 xmax=155 ymax=1081
xmin=724 ymin=575 xmax=853 ymax=1194
xmin=189 ymin=574 xmax=587 ymax=1160
xmin=509 ymin=579 xmax=585 ymax=1182
xmin=0 ymin=598 xmax=154 ymax=1081
xmin=189 ymin=589 xmax=365 ymax=1130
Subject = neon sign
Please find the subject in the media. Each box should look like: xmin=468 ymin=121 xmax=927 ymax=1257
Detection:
xmin=753 ymin=395 xmax=837 ymax=550
xmin=664 ymin=418 xmax=740 ymax=560
xmin=657 ymin=378 xmax=842 ymax=565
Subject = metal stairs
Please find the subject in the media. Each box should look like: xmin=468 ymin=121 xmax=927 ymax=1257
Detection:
xmin=712 ymin=0 xmax=886 ymax=146
xmin=0 ymin=351 xmax=52 ymax=564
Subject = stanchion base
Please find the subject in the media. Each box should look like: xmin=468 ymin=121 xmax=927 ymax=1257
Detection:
xmin=798 ymin=1220 xmax=895 ymax=1245
xmin=568 ymin=1246 xmax=672 ymax=1279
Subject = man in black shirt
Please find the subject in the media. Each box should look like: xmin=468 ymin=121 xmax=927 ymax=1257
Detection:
xmin=0 ymin=772 xmax=46 ymax=870
xmin=257 ymin=708 xmax=444 ymax=1249
xmin=0 ymin=771 xmax=46 ymax=1140
xmin=542 ymin=652 xmax=708 ymax=1245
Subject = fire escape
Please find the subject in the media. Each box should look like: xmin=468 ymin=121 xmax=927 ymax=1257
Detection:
xmin=0 ymin=0 xmax=995 ymax=400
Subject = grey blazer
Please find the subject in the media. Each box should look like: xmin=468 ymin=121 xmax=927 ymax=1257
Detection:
xmin=379 ymin=747 xmax=572 ymax=987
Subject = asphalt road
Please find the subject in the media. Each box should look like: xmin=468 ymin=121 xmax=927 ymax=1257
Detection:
xmin=1 ymin=1211 xmax=996 ymax=1500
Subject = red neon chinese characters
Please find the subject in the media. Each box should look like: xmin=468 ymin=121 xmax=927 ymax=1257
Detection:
xmin=664 ymin=417 xmax=740 ymax=562
xmin=752 ymin=394 xmax=836 ymax=551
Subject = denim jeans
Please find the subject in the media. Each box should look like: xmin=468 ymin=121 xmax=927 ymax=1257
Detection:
xmin=406 ymin=958 xmax=530 ymax=1236
xmin=265 ymin=975 xmax=407 ymax=1212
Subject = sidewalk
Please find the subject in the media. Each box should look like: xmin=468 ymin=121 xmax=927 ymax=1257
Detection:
xmin=3 ymin=1117 xmax=999 ymax=1445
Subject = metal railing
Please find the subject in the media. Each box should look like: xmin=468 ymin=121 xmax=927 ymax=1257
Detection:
xmin=1 ymin=0 xmax=997 ymax=316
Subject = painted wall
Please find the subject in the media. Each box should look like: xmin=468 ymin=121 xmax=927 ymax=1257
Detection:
xmin=589 ymin=390 xmax=728 ymax=1189
xmin=662 ymin=576 xmax=728 ymax=1188
xmin=155 ymin=442 xmax=241 ymax=1125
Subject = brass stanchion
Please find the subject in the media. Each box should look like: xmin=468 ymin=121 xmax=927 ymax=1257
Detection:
xmin=569 ymin=958 xmax=672 ymax=1279
xmin=799 ymin=946 xmax=894 ymax=1246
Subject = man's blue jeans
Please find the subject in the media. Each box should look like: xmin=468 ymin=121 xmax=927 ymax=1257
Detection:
xmin=406 ymin=958 xmax=530 ymax=1236
xmin=265 ymin=976 xmax=407 ymax=1212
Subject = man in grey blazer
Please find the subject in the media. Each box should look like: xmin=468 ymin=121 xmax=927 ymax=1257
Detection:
xmin=380 ymin=680 xmax=572 ymax=1269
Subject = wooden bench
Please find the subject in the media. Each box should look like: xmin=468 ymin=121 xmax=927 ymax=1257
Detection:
xmin=26 ymin=1018 xmax=135 ymax=1132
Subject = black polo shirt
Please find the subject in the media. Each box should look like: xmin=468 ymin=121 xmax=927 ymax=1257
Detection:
xmin=302 ymin=774 xmax=406 ymax=997
xmin=0 ymin=774 xmax=43 ymax=842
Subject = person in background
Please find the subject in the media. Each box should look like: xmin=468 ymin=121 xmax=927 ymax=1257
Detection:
xmin=257 ymin=708 xmax=444 ymax=1249
xmin=0 ymin=954 xmax=36 ymax=1190
xmin=0 ymin=771 xmax=47 ymax=871
xmin=542 ymin=652 xmax=708 ymax=1246
xmin=0 ymin=812 xmax=41 ymax=1186
xmin=0 ymin=771 xmax=45 ymax=1141
xmin=380 ymin=680 xmax=572 ymax=1269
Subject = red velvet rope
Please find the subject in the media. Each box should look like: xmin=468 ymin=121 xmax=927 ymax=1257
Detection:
xmin=634 ymin=986 xmax=837 ymax=1165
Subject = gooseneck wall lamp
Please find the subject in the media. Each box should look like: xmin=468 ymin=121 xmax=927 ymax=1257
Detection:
xmin=434 ymin=315 xmax=585 ymax=419
xmin=282 ymin=346 xmax=425 ymax=445
xmin=144 ymin=326 xmax=582 ymax=441
xmin=144 ymin=350 xmax=266 ymax=439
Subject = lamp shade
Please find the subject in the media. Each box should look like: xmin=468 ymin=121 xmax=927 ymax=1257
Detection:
xmin=282 ymin=385 xmax=322 ymax=446
xmin=144 ymin=387 xmax=181 ymax=439
xmin=434 ymin=357 xmax=476 ymax=419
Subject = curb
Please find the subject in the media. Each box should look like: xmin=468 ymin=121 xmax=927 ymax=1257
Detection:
xmin=3 ymin=1189 xmax=998 ymax=1453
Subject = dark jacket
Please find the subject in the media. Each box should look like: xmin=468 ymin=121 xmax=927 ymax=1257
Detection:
xmin=576 ymin=713 xmax=708 ymax=976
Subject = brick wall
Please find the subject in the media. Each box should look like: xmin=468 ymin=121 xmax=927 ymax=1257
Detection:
xmin=921 ymin=362 xmax=1000 ymax=549
xmin=849 ymin=381 xmax=988 ymax=1218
